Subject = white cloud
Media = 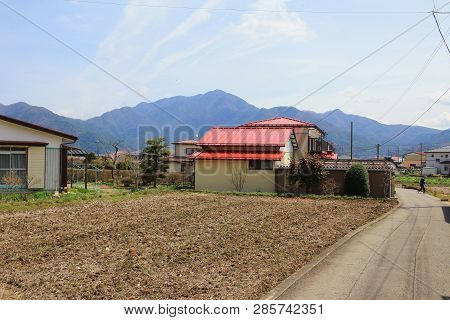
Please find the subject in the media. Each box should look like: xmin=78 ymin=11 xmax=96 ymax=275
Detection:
xmin=133 ymin=0 xmax=219 ymax=72
xmin=421 ymin=111 xmax=450 ymax=130
xmin=234 ymin=0 xmax=312 ymax=42
xmin=154 ymin=37 xmax=219 ymax=74
xmin=71 ymin=0 xmax=221 ymax=118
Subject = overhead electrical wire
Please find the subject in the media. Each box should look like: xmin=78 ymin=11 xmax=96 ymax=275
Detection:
xmin=0 ymin=0 xmax=190 ymax=127
xmin=315 ymin=21 xmax=447 ymax=124
xmin=432 ymin=11 xmax=450 ymax=53
xmin=379 ymin=86 xmax=450 ymax=146
xmin=274 ymin=1 xmax=450 ymax=121
xmin=355 ymin=85 xmax=450 ymax=152
xmin=65 ymin=0 xmax=431 ymax=15
xmin=374 ymin=33 xmax=447 ymax=123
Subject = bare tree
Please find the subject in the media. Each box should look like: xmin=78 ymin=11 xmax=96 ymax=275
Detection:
xmin=101 ymin=140 xmax=122 ymax=184
xmin=231 ymin=166 xmax=247 ymax=192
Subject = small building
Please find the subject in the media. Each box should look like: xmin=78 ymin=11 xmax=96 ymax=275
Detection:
xmin=167 ymin=140 xmax=201 ymax=174
xmin=384 ymin=155 xmax=402 ymax=166
xmin=401 ymin=152 xmax=425 ymax=168
xmin=320 ymin=160 xmax=395 ymax=198
xmin=425 ymin=146 xmax=450 ymax=175
xmin=190 ymin=117 xmax=333 ymax=193
xmin=275 ymin=159 xmax=396 ymax=198
xmin=0 ymin=114 xmax=77 ymax=191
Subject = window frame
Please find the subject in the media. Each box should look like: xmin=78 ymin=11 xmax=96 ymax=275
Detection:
xmin=0 ymin=147 xmax=27 ymax=187
xmin=185 ymin=147 xmax=200 ymax=156
xmin=248 ymin=159 xmax=273 ymax=171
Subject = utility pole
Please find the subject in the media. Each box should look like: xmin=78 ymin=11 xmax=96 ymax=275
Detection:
xmin=350 ymin=121 xmax=353 ymax=160
xmin=420 ymin=143 xmax=423 ymax=175
xmin=95 ymin=139 xmax=100 ymax=157
xmin=376 ymin=144 xmax=380 ymax=160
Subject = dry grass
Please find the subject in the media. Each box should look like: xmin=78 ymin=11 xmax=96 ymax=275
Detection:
xmin=0 ymin=192 xmax=396 ymax=299
xmin=428 ymin=186 xmax=450 ymax=201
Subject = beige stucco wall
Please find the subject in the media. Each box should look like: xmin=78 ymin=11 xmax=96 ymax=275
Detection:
xmin=167 ymin=161 xmax=181 ymax=173
xmin=27 ymin=147 xmax=45 ymax=189
xmin=0 ymin=119 xmax=64 ymax=148
xmin=294 ymin=128 xmax=309 ymax=157
xmin=293 ymin=127 xmax=324 ymax=158
xmin=195 ymin=159 xmax=275 ymax=193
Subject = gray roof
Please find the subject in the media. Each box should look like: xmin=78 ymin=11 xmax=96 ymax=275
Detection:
xmin=322 ymin=159 xmax=396 ymax=171
xmin=67 ymin=147 xmax=88 ymax=156
xmin=425 ymin=146 xmax=450 ymax=153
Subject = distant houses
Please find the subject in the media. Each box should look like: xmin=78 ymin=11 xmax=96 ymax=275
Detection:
xmin=400 ymin=152 xmax=425 ymax=169
xmin=424 ymin=146 xmax=450 ymax=175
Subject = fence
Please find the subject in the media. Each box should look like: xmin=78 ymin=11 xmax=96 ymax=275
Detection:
xmin=68 ymin=169 xmax=194 ymax=187
xmin=275 ymin=165 xmax=395 ymax=198
xmin=68 ymin=169 xmax=138 ymax=184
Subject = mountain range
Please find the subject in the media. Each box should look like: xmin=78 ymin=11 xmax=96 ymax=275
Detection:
xmin=1 ymin=90 xmax=449 ymax=157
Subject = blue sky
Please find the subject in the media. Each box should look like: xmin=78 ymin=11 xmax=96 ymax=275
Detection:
xmin=0 ymin=0 xmax=449 ymax=129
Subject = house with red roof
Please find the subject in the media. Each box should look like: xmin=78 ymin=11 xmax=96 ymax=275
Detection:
xmin=189 ymin=117 xmax=334 ymax=192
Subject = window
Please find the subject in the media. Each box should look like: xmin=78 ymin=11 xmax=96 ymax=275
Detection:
xmin=444 ymin=166 xmax=448 ymax=171
xmin=436 ymin=159 xmax=440 ymax=163
xmin=431 ymin=154 xmax=434 ymax=157
xmin=446 ymin=154 xmax=448 ymax=158
xmin=185 ymin=148 xmax=199 ymax=156
xmin=0 ymin=148 xmax=27 ymax=186
xmin=248 ymin=160 xmax=273 ymax=170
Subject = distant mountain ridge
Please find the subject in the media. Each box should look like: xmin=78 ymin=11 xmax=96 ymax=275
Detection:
xmin=1 ymin=90 xmax=449 ymax=157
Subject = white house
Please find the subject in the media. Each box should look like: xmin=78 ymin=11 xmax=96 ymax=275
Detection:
xmin=425 ymin=146 xmax=450 ymax=175
xmin=167 ymin=140 xmax=201 ymax=174
xmin=0 ymin=114 xmax=77 ymax=191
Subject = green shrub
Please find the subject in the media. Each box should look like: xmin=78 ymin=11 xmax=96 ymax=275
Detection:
xmin=344 ymin=164 xmax=370 ymax=197
xmin=33 ymin=191 xmax=52 ymax=200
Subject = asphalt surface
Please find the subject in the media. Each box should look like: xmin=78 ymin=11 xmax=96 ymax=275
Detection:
xmin=278 ymin=188 xmax=450 ymax=300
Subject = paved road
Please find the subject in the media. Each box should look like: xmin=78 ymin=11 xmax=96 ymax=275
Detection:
xmin=278 ymin=188 xmax=450 ymax=300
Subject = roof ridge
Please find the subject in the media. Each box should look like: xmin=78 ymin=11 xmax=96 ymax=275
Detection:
xmin=210 ymin=126 xmax=294 ymax=129
xmin=0 ymin=113 xmax=77 ymax=141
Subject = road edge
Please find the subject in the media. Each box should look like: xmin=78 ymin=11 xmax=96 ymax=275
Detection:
xmin=261 ymin=196 xmax=403 ymax=300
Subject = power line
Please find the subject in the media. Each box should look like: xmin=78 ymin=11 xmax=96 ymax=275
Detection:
xmin=432 ymin=11 xmax=450 ymax=53
xmin=275 ymin=1 xmax=450 ymax=123
xmin=375 ymin=34 xmax=446 ymax=122
xmin=0 ymin=0 xmax=189 ymax=128
xmin=356 ymin=85 xmax=450 ymax=152
xmin=280 ymin=2 xmax=450 ymax=115
xmin=381 ymin=86 xmax=450 ymax=144
xmin=65 ymin=0 xmax=430 ymax=15
xmin=315 ymin=22 xmax=444 ymax=124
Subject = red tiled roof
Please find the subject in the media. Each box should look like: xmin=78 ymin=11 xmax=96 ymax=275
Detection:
xmin=189 ymin=151 xmax=285 ymax=160
xmin=241 ymin=116 xmax=315 ymax=127
xmin=198 ymin=127 xmax=293 ymax=146
xmin=321 ymin=151 xmax=338 ymax=160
